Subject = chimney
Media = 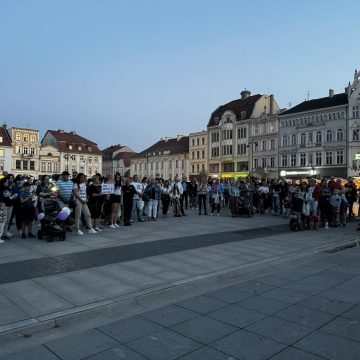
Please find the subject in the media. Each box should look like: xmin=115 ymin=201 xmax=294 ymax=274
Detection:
xmin=177 ymin=135 xmax=184 ymax=141
xmin=329 ymin=89 xmax=334 ymax=98
xmin=345 ymin=82 xmax=352 ymax=97
xmin=269 ymin=94 xmax=274 ymax=115
xmin=240 ymin=90 xmax=251 ymax=100
xmin=70 ymin=131 xmax=76 ymax=135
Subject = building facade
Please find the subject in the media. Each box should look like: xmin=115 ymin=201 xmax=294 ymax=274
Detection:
xmin=102 ymin=144 xmax=135 ymax=176
xmin=41 ymin=130 xmax=102 ymax=177
xmin=7 ymin=127 xmax=40 ymax=178
xmin=278 ymin=90 xmax=348 ymax=178
xmin=0 ymin=126 xmax=13 ymax=173
xmin=39 ymin=145 xmax=61 ymax=177
xmin=130 ymin=135 xmax=189 ymax=180
xmin=207 ymin=90 xmax=279 ymax=179
xmin=347 ymin=69 xmax=360 ymax=176
xmin=189 ymin=130 xmax=207 ymax=179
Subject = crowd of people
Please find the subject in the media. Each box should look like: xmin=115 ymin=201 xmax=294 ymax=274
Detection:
xmin=0 ymin=170 xmax=357 ymax=243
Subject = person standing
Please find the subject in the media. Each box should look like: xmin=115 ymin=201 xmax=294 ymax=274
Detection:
xmin=144 ymin=177 xmax=161 ymax=221
xmin=110 ymin=174 xmax=122 ymax=228
xmin=161 ymin=180 xmax=171 ymax=219
xmin=0 ymin=177 xmax=14 ymax=239
xmin=171 ymin=176 xmax=183 ymax=217
xmin=345 ymin=178 xmax=357 ymax=219
xmin=18 ymin=182 xmax=36 ymax=239
xmin=181 ymin=176 xmax=189 ymax=211
xmin=122 ymin=179 xmax=135 ymax=226
xmin=319 ymin=179 xmax=332 ymax=228
xmin=87 ymin=175 xmax=105 ymax=232
xmin=56 ymin=171 xmax=74 ymax=209
xmin=210 ymin=179 xmax=223 ymax=216
xmin=197 ymin=182 xmax=208 ymax=215
xmin=130 ymin=175 xmax=145 ymax=222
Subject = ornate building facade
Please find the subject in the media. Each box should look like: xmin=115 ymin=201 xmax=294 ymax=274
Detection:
xmin=102 ymin=144 xmax=135 ymax=177
xmin=0 ymin=125 xmax=13 ymax=173
xmin=189 ymin=130 xmax=207 ymax=179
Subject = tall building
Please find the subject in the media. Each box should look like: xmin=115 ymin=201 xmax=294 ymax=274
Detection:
xmin=347 ymin=69 xmax=360 ymax=176
xmin=278 ymin=90 xmax=348 ymax=178
xmin=0 ymin=125 xmax=13 ymax=173
xmin=188 ymin=130 xmax=207 ymax=179
xmin=102 ymin=144 xmax=135 ymax=176
xmin=207 ymin=90 xmax=278 ymax=179
xmin=41 ymin=129 xmax=102 ymax=177
xmin=130 ymin=135 xmax=189 ymax=180
xmin=7 ymin=127 xmax=40 ymax=178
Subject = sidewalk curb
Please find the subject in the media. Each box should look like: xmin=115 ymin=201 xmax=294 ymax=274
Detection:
xmin=0 ymin=236 xmax=358 ymax=339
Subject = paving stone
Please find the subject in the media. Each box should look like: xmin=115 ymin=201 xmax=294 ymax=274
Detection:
xmin=171 ymin=315 xmax=237 ymax=345
xmin=283 ymin=275 xmax=343 ymax=295
xmin=44 ymin=329 xmax=119 ymax=360
xmin=175 ymin=295 xmax=228 ymax=314
xmin=0 ymin=345 xmax=60 ymax=360
xmin=269 ymin=346 xmax=327 ymax=360
xmin=262 ymin=288 xmax=310 ymax=304
xmin=236 ymin=295 xmax=292 ymax=315
xmin=295 ymin=330 xmax=360 ymax=360
xmin=342 ymin=304 xmax=360 ymax=320
xmin=274 ymin=270 xmax=311 ymax=281
xmin=141 ymin=304 xmax=199 ymax=327
xmin=126 ymin=329 xmax=202 ymax=360
xmin=211 ymin=329 xmax=286 ymax=360
xmin=84 ymin=345 xmax=148 ymax=360
xmin=321 ymin=316 xmax=360 ymax=342
xmin=177 ymin=346 xmax=237 ymax=360
xmin=246 ymin=316 xmax=313 ymax=345
xmin=316 ymin=269 xmax=357 ymax=282
xmin=298 ymin=295 xmax=353 ymax=315
xmin=208 ymin=304 xmax=265 ymax=328
xmin=255 ymin=275 xmax=291 ymax=287
xmin=206 ymin=286 xmax=253 ymax=303
xmin=274 ymin=304 xmax=334 ymax=329
xmin=0 ymin=293 xmax=29 ymax=326
xmin=318 ymin=288 xmax=360 ymax=305
xmin=97 ymin=316 xmax=164 ymax=343
xmin=228 ymin=281 xmax=275 ymax=295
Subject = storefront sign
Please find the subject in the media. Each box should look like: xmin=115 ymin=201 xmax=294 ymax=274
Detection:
xmin=280 ymin=170 xmax=316 ymax=177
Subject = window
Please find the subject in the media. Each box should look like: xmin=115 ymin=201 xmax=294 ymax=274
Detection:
xmin=197 ymin=138 xmax=199 ymax=146
xmin=326 ymin=130 xmax=332 ymax=142
xmin=316 ymin=131 xmax=322 ymax=144
xmin=300 ymin=153 xmax=306 ymax=166
xmin=31 ymin=135 xmax=35 ymax=142
xmin=16 ymin=160 xmax=21 ymax=169
xmin=300 ymin=133 xmax=306 ymax=146
xmin=41 ymin=162 xmax=46 ymax=172
xmin=23 ymin=147 xmax=28 ymax=155
xmin=211 ymin=132 xmax=219 ymax=142
xmin=211 ymin=147 xmax=219 ymax=157
xmin=77 ymin=146 xmax=82 ymax=151
xmin=30 ymin=147 xmax=35 ymax=155
xmin=23 ymin=135 xmax=28 ymax=142
xmin=326 ymin=152 xmax=333 ymax=165
xmin=202 ymin=137 xmax=205 ymax=145
xmin=192 ymin=165 xmax=195 ymax=173
xmin=150 ymin=162 xmax=153 ymax=170
xmin=29 ymin=161 xmax=35 ymax=170
xmin=237 ymin=162 xmax=248 ymax=171
xmin=80 ymin=156 xmax=84 ymax=161
xmin=47 ymin=162 xmax=52 ymax=172
xmin=308 ymin=132 xmax=313 ymax=144
xmin=337 ymin=129 xmax=344 ymax=141
xmin=262 ymin=140 xmax=267 ymax=150
xmin=222 ymin=145 xmax=232 ymax=155
xmin=22 ymin=161 xmax=28 ymax=170
xmin=270 ymin=122 xmax=276 ymax=133
xmin=254 ymin=125 xmax=259 ymax=135
xmin=192 ymin=139 xmax=195 ymax=147
xmin=270 ymin=157 xmax=275 ymax=168
xmin=16 ymin=133 xmax=21 ymax=141
xmin=308 ymin=153 xmax=313 ymax=166
xmin=54 ymin=163 xmax=59 ymax=172
xmin=222 ymin=130 xmax=232 ymax=140
xmin=353 ymin=129 xmax=359 ymax=141
xmin=16 ymin=145 xmax=21 ymax=154
xmin=254 ymin=158 xmax=259 ymax=168
xmin=254 ymin=141 xmax=259 ymax=151
xmin=155 ymin=161 xmax=158 ymax=169
xmin=290 ymin=154 xmax=296 ymax=167
xmin=337 ymin=150 xmax=344 ymax=164
xmin=352 ymin=106 xmax=359 ymax=119
xmin=68 ymin=145 xmax=72 ymax=150
xmin=315 ymin=152 xmax=322 ymax=166
xmin=238 ymin=127 xmax=247 ymax=139
xmin=281 ymin=154 xmax=288 ymax=167
xmin=70 ymin=155 xmax=76 ymax=161
xmin=262 ymin=158 xmax=267 ymax=168
xmin=282 ymin=136 xmax=287 ymax=147
xmin=202 ymin=150 xmax=205 ymax=158
xmin=169 ymin=160 xmax=172 ymax=168
xmin=291 ymin=134 xmax=296 ymax=146
xmin=237 ymin=144 xmax=247 ymax=155
xmin=175 ymin=160 xmax=178 ymax=168
xmin=270 ymin=139 xmax=275 ymax=150
xmin=192 ymin=151 xmax=195 ymax=159
xmin=197 ymin=164 xmax=200 ymax=172
xmin=197 ymin=151 xmax=200 ymax=159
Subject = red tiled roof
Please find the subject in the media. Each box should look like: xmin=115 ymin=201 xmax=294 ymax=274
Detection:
xmin=134 ymin=136 xmax=189 ymax=159
xmin=46 ymin=130 xmax=102 ymax=155
xmin=102 ymin=144 xmax=125 ymax=155
xmin=207 ymin=94 xmax=262 ymax=127
xmin=0 ymin=127 xmax=12 ymax=147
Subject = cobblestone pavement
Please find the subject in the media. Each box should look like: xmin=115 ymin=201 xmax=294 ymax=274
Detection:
xmin=0 ymin=210 xmax=359 ymax=359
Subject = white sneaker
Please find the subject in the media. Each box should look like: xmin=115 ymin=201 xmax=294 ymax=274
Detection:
xmin=94 ymin=227 xmax=102 ymax=232
xmin=109 ymin=224 xmax=116 ymax=229
xmin=325 ymin=222 xmax=329 ymax=229
xmin=6 ymin=231 xmax=13 ymax=237
xmin=114 ymin=223 xmax=120 ymax=228
xmin=88 ymin=228 xmax=97 ymax=234
xmin=77 ymin=229 xmax=84 ymax=236
xmin=217 ymin=213 xmax=220 ymax=216
xmin=0 ymin=239 xmax=4 ymax=243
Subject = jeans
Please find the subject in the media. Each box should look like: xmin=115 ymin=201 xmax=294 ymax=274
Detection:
xmin=272 ymin=196 xmax=280 ymax=215
xmin=198 ymin=194 xmax=207 ymax=214
xmin=75 ymin=199 xmax=92 ymax=230
xmin=131 ymin=198 xmax=144 ymax=221
xmin=148 ymin=199 xmax=158 ymax=219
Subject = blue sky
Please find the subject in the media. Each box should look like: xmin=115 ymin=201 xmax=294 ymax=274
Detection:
xmin=0 ymin=0 xmax=358 ymax=152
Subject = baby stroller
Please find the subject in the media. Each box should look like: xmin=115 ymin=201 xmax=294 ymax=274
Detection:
xmin=37 ymin=199 xmax=69 ymax=242
xmin=238 ymin=195 xmax=254 ymax=217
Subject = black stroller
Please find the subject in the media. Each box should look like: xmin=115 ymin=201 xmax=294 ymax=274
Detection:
xmin=37 ymin=198 xmax=68 ymax=242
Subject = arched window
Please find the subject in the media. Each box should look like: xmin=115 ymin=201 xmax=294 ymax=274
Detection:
xmin=282 ymin=136 xmax=287 ymax=147
xmin=337 ymin=129 xmax=344 ymax=141
xmin=316 ymin=131 xmax=322 ymax=144
xmin=300 ymin=133 xmax=306 ymax=145
xmin=291 ymin=134 xmax=296 ymax=146
xmin=326 ymin=130 xmax=332 ymax=142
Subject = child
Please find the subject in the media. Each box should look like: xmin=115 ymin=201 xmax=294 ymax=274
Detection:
xmin=330 ymin=189 xmax=341 ymax=227
xmin=290 ymin=191 xmax=304 ymax=231
xmin=0 ymin=202 xmax=7 ymax=243
xmin=282 ymin=196 xmax=291 ymax=219
xmin=308 ymin=210 xmax=320 ymax=230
